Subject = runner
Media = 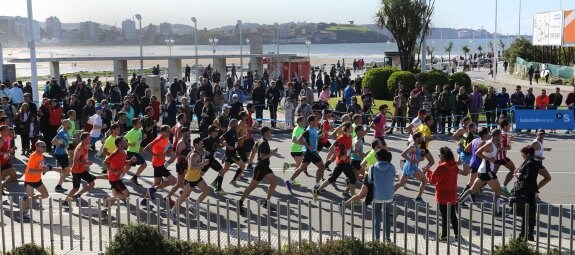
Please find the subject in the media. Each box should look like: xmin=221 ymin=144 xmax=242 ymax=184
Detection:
xmin=100 ymin=124 xmax=121 ymax=174
xmin=242 ymin=104 xmax=257 ymax=171
xmin=62 ymin=132 xmax=103 ymax=209
xmin=395 ymin=132 xmax=427 ymax=204
xmin=285 ymin=115 xmax=326 ymax=194
xmin=458 ymin=129 xmax=503 ymax=215
xmin=236 ymin=111 xmax=251 ymax=182
xmin=528 ymin=129 xmax=552 ymax=201
xmin=170 ymin=137 xmax=210 ymax=220
xmin=283 ymin=116 xmax=306 ymax=180
xmin=87 ymin=106 xmax=107 ymax=151
xmin=370 ymin=104 xmax=389 ymax=142
xmin=166 ymin=127 xmax=191 ymax=207
xmin=494 ymin=120 xmax=517 ymax=196
xmin=52 ymin=119 xmax=72 ymax=192
xmin=101 ymin=136 xmax=135 ymax=217
xmin=125 ymin=118 xmax=148 ymax=186
xmin=318 ymin=110 xmax=334 ymax=170
xmin=451 ymin=116 xmax=472 ymax=141
xmin=414 ymin=115 xmax=435 ymax=170
xmin=65 ymin=110 xmax=78 ymax=160
xmin=211 ymin=119 xmax=245 ymax=194
xmin=343 ymin=124 xmax=367 ymax=197
xmin=20 ymin=141 xmax=62 ymax=221
xmin=141 ymin=125 xmax=176 ymax=207
xmin=238 ymin=127 xmax=278 ymax=215
xmin=201 ymin=125 xmax=224 ymax=177
xmin=213 ymin=104 xmax=232 ymax=134
xmin=457 ymin=122 xmax=476 ymax=176
xmin=0 ymin=125 xmax=16 ymax=195
xmin=344 ymin=139 xmax=386 ymax=206
xmin=314 ymin=122 xmax=356 ymax=201
xmin=460 ymin=127 xmax=490 ymax=205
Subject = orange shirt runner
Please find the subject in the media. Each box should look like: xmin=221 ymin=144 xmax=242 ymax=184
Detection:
xmin=25 ymin=151 xmax=45 ymax=183
xmin=150 ymin=136 xmax=170 ymax=167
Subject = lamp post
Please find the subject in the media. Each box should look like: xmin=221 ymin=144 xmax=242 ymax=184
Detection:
xmin=191 ymin=17 xmax=198 ymax=82
xmin=274 ymin=23 xmax=281 ymax=79
xmin=209 ymin=36 xmax=218 ymax=66
xmin=165 ymin=38 xmax=174 ymax=57
xmin=305 ymin=38 xmax=311 ymax=81
xmin=26 ymin=0 xmax=39 ymax=103
xmin=238 ymin=20 xmax=243 ymax=86
xmin=135 ymin=14 xmax=143 ymax=76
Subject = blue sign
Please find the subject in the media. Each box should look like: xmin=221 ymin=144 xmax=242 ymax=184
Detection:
xmin=514 ymin=109 xmax=575 ymax=130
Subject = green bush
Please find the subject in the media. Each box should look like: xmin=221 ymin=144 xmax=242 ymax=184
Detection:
xmin=223 ymin=243 xmax=276 ymax=255
xmin=282 ymin=239 xmax=405 ymax=255
xmin=426 ymin=70 xmax=450 ymax=88
xmin=171 ymin=241 xmax=223 ymax=255
xmin=103 ymin=223 xmax=176 ymax=255
xmin=362 ymin=67 xmax=399 ymax=100
xmin=493 ymin=239 xmax=542 ymax=255
xmin=414 ymin=72 xmax=426 ymax=84
xmin=471 ymin=83 xmax=489 ymax=95
xmin=449 ymin=72 xmax=472 ymax=92
xmin=387 ymin=71 xmax=416 ymax=99
xmin=7 ymin=244 xmax=50 ymax=255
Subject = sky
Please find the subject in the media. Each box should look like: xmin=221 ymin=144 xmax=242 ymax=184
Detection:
xmin=1 ymin=0 xmax=573 ymax=35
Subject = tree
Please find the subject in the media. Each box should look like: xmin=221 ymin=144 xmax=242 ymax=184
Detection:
xmin=502 ymin=37 xmax=534 ymax=73
xmin=426 ymin=45 xmax=435 ymax=61
xmin=462 ymin=46 xmax=470 ymax=58
xmin=488 ymin=41 xmax=494 ymax=54
xmin=444 ymin=41 xmax=453 ymax=60
xmin=498 ymin=38 xmax=505 ymax=53
xmin=477 ymin=45 xmax=483 ymax=55
xmin=375 ymin=0 xmax=435 ymax=71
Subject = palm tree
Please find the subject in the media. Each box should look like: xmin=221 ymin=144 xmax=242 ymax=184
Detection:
xmin=498 ymin=38 xmax=505 ymax=53
xmin=426 ymin=45 xmax=435 ymax=61
xmin=462 ymin=45 xmax=470 ymax=59
xmin=488 ymin=41 xmax=494 ymax=54
xmin=444 ymin=41 xmax=453 ymax=60
xmin=477 ymin=45 xmax=483 ymax=56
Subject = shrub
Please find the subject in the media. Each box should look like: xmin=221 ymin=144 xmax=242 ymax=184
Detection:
xmin=449 ymin=72 xmax=472 ymax=92
xmin=223 ymin=243 xmax=276 ymax=255
xmin=471 ymin=83 xmax=489 ymax=95
xmin=493 ymin=239 xmax=542 ymax=255
xmin=362 ymin=67 xmax=399 ymax=100
xmin=414 ymin=72 xmax=426 ymax=84
xmin=426 ymin=70 xmax=450 ymax=88
xmin=103 ymin=223 xmax=175 ymax=255
xmin=387 ymin=71 xmax=416 ymax=98
xmin=171 ymin=241 xmax=223 ymax=255
xmin=7 ymin=244 xmax=49 ymax=255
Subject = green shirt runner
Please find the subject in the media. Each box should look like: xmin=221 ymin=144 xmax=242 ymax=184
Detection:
xmin=125 ymin=128 xmax=143 ymax=153
xmin=290 ymin=125 xmax=305 ymax=153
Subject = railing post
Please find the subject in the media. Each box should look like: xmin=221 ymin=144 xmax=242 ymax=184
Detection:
xmin=49 ymin=199 xmax=54 ymax=255
xmin=88 ymin=198 xmax=93 ymax=251
xmin=319 ymin=201 xmax=323 ymax=245
xmin=308 ymin=200 xmax=313 ymax=242
xmin=547 ymin=204 xmax=551 ymax=254
xmin=558 ymin=204 xmax=563 ymax=252
xmin=447 ymin=203 xmax=451 ymax=255
xmin=403 ymin=201 xmax=408 ymax=251
xmin=217 ymin=200 xmax=221 ymax=248
xmin=480 ymin=203 xmax=484 ymax=254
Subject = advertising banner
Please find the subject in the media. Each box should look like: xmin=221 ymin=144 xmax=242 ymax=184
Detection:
xmin=514 ymin=109 xmax=575 ymax=130
xmin=564 ymin=10 xmax=575 ymax=46
xmin=533 ymin=11 xmax=563 ymax=46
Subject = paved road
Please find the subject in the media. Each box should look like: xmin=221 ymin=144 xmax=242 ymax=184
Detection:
xmin=0 ymin=126 xmax=574 ymax=254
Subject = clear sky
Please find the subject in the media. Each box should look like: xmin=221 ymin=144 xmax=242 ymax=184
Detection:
xmin=1 ymin=0 xmax=572 ymax=35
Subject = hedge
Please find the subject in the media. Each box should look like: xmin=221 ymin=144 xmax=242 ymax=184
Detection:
xmin=6 ymin=244 xmax=50 ymax=255
xmin=387 ymin=71 xmax=416 ymax=98
xmin=362 ymin=66 xmax=399 ymax=100
xmin=448 ymin=72 xmax=472 ymax=92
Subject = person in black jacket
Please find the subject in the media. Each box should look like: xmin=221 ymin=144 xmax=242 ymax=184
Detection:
xmin=483 ymin=87 xmax=497 ymax=131
xmin=454 ymin=86 xmax=470 ymax=128
xmin=135 ymin=77 xmax=149 ymax=100
xmin=118 ymin=77 xmax=130 ymax=99
xmin=510 ymin=145 xmax=551 ymax=241
xmin=266 ymin=81 xmax=281 ymax=128
xmin=162 ymin=93 xmax=178 ymax=127
xmin=252 ymin=81 xmax=266 ymax=125
xmin=315 ymin=76 xmax=324 ymax=98
xmin=194 ymin=91 xmax=206 ymax=126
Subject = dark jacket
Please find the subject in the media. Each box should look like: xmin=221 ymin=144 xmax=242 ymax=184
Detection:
xmin=252 ymin=86 xmax=266 ymax=108
xmin=483 ymin=93 xmax=497 ymax=111
xmin=511 ymin=157 xmax=543 ymax=202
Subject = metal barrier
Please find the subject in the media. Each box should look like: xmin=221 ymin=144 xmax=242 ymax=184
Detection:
xmin=0 ymin=194 xmax=573 ymax=255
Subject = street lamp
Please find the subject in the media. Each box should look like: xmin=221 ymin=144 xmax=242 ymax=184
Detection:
xmin=209 ymin=36 xmax=219 ymax=66
xmin=274 ymin=23 xmax=281 ymax=79
xmin=165 ymin=38 xmax=174 ymax=57
xmin=191 ymin=17 xmax=198 ymax=82
xmin=238 ymin=20 xmax=243 ymax=86
xmin=305 ymin=38 xmax=311 ymax=63
xmin=135 ymin=14 xmax=143 ymax=76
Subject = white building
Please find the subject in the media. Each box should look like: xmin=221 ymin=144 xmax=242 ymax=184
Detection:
xmin=45 ymin=16 xmax=62 ymax=40
xmin=122 ymin=19 xmax=137 ymax=42
xmin=80 ymin=21 xmax=100 ymax=43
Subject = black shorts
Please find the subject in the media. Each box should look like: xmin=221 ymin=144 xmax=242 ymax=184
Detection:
xmin=72 ymin=172 xmax=96 ymax=189
xmin=54 ymin=154 xmax=70 ymax=168
xmin=185 ymin=178 xmax=204 ymax=188
xmin=25 ymin=181 xmax=44 ymax=189
xmin=494 ymin=158 xmax=511 ymax=166
xmin=478 ymin=172 xmax=497 ymax=182
xmin=290 ymin=152 xmax=303 ymax=158
xmin=153 ymin=166 xmax=171 ymax=178
xmin=67 ymin=143 xmax=75 ymax=151
xmin=253 ymin=164 xmax=273 ymax=182
xmin=317 ymin=140 xmax=332 ymax=152
xmin=1 ymin=162 xmax=12 ymax=172
xmin=110 ymin=180 xmax=127 ymax=193
xmin=376 ymin=137 xmax=387 ymax=146
xmin=225 ymin=152 xmax=241 ymax=164
xmin=303 ymin=151 xmax=322 ymax=164
xmin=328 ymin=163 xmax=356 ymax=185
xmin=470 ymin=167 xmax=479 ymax=174
xmin=237 ymin=147 xmax=248 ymax=162
xmin=127 ymin=152 xmax=146 ymax=166
xmin=244 ymin=138 xmax=255 ymax=153
xmin=201 ymin=157 xmax=223 ymax=173
xmin=176 ymin=161 xmax=188 ymax=174
xmin=351 ymin=159 xmax=362 ymax=171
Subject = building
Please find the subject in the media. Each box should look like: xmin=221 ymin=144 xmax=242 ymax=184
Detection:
xmin=45 ymin=16 xmax=62 ymax=40
xmin=80 ymin=21 xmax=100 ymax=43
xmin=0 ymin=16 xmax=41 ymax=46
xmin=122 ymin=19 xmax=137 ymax=42
xmin=159 ymin=22 xmax=172 ymax=35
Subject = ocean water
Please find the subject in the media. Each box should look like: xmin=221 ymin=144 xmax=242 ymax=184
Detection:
xmin=3 ymin=37 xmax=522 ymax=77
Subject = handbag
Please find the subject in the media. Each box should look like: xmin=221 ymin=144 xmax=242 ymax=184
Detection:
xmin=364 ymin=167 xmax=375 ymax=206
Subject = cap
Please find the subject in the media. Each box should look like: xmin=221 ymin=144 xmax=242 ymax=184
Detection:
xmin=223 ymin=104 xmax=232 ymax=109
xmin=96 ymin=106 xmax=103 ymax=111
xmin=537 ymin=129 xmax=545 ymax=134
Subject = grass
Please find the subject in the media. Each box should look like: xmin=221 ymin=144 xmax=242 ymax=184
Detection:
xmin=325 ymin=25 xmax=371 ymax=33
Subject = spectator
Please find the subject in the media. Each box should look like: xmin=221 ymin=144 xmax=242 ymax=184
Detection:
xmin=368 ymin=149 xmax=395 ymax=242
xmin=437 ymin=85 xmax=455 ymax=134
xmin=343 ymin=81 xmax=355 ymax=107
xmin=455 ymin=86 xmax=469 ymax=128
xmin=535 ymin=89 xmax=549 ymax=110
xmin=194 ymin=91 xmax=206 ymax=125
xmin=81 ymin=98 xmax=96 ymax=130
xmin=495 ymin=87 xmax=510 ymax=120
xmin=469 ymin=85 xmax=483 ymax=125
xmin=510 ymin=145 xmax=551 ymax=241
xmin=9 ymin=83 xmax=23 ymax=107
xmin=47 ymin=99 xmax=63 ymax=151
xmin=534 ymin=67 xmax=541 ymax=85
xmin=315 ymin=76 xmax=324 ymax=98
xmin=212 ymin=84 xmax=225 ymax=116
xmin=510 ymin=86 xmax=525 ymax=108
xmin=407 ymin=89 xmax=424 ymax=122
xmin=295 ymin=96 xmax=313 ymax=121
xmin=14 ymin=103 xmax=32 ymax=155
xmin=140 ymin=89 xmax=151 ymax=114
xmin=523 ymin=88 xmax=536 ymax=133
xmin=162 ymin=93 xmax=177 ymax=127
xmin=483 ymin=87 xmax=497 ymax=131
xmin=347 ymin=96 xmax=362 ymax=115
xmin=425 ymin=146 xmax=465 ymax=241
xmin=565 ymin=86 xmax=575 ymax=134
xmin=527 ymin=66 xmax=534 ymax=85
xmin=548 ymin=87 xmax=563 ymax=133
xmin=121 ymin=100 xmax=135 ymax=130
xmin=229 ymin=94 xmax=244 ymax=120
xmin=319 ymin=86 xmax=331 ymax=104
xmin=252 ymin=81 xmax=266 ymax=125
xmin=228 ymin=82 xmax=244 ymax=103
xmin=299 ymin=82 xmax=314 ymax=106
xmin=135 ymin=77 xmax=149 ymax=100
xmin=388 ymin=91 xmax=407 ymax=134
xmin=266 ymin=81 xmax=281 ymax=128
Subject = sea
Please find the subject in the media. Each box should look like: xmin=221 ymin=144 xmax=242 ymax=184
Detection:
xmin=2 ymin=37 xmax=524 ymax=78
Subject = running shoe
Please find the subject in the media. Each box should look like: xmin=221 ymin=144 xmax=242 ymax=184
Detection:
xmin=292 ymin=180 xmax=301 ymax=186
xmin=216 ymin=190 xmax=229 ymax=196
xmin=415 ymin=197 xmax=426 ymax=205
xmin=285 ymin=180 xmax=293 ymax=193
xmin=238 ymin=176 xmax=249 ymax=182
xmin=188 ymin=205 xmax=196 ymax=216
xmin=22 ymin=212 xmax=30 ymax=221
xmin=230 ymin=180 xmax=240 ymax=188
xmin=170 ymin=211 xmax=178 ymax=222
xmin=312 ymin=189 xmax=320 ymax=202
xmin=261 ymin=201 xmax=276 ymax=212
xmin=130 ymin=177 xmax=142 ymax=187
xmin=73 ymin=194 xmax=81 ymax=201
xmin=55 ymin=185 xmax=67 ymax=193
xmin=148 ymin=188 xmax=157 ymax=201
xmin=501 ymin=186 xmax=511 ymax=196
xmin=139 ymin=199 xmax=154 ymax=209
xmin=166 ymin=198 xmax=175 ymax=208
xmin=342 ymin=192 xmax=352 ymax=199
xmin=282 ymin=163 xmax=290 ymax=174
xmin=246 ymin=164 xmax=254 ymax=171
xmin=438 ymin=236 xmax=448 ymax=242
xmin=100 ymin=209 xmax=108 ymax=218
xmin=62 ymin=201 xmax=70 ymax=209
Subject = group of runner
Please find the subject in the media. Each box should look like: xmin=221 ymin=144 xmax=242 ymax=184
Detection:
xmin=12 ymin=95 xmax=553 ymax=221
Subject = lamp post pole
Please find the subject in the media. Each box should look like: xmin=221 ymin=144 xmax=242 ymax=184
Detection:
xmin=26 ymin=0 xmax=39 ymax=103
xmin=191 ymin=17 xmax=198 ymax=82
xmin=238 ymin=20 xmax=243 ymax=86
xmin=209 ymin=36 xmax=218 ymax=67
xmin=305 ymin=38 xmax=311 ymax=82
xmin=165 ymin=38 xmax=174 ymax=57
xmin=135 ymin=14 xmax=143 ymax=76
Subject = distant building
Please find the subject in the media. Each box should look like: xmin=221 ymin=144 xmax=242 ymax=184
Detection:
xmin=63 ymin=29 xmax=82 ymax=42
xmin=122 ymin=19 xmax=137 ymax=42
xmin=45 ymin=16 xmax=62 ymax=40
xmin=0 ymin=16 xmax=41 ymax=45
xmin=80 ymin=21 xmax=101 ymax=43
xmin=159 ymin=22 xmax=172 ymax=35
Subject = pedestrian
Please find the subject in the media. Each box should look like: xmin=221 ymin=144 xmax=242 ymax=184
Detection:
xmin=534 ymin=67 xmax=541 ymax=85
xmin=469 ymin=85 xmax=483 ymax=125
xmin=367 ymin=149 xmax=395 ymax=242
xmin=565 ymin=86 xmax=575 ymax=134
xmin=527 ymin=66 xmax=534 ymax=85
xmin=484 ymin=87 xmax=497 ymax=131
xmin=437 ymin=85 xmax=455 ymax=134
xmin=266 ymin=81 xmax=281 ymax=128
